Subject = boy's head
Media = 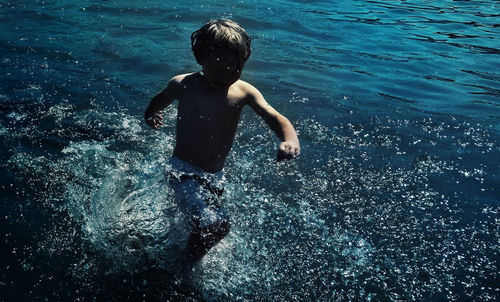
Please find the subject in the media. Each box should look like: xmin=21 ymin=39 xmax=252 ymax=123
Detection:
xmin=191 ymin=20 xmax=251 ymax=86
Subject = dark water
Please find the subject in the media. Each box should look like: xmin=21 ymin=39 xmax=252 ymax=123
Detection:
xmin=1 ymin=0 xmax=499 ymax=301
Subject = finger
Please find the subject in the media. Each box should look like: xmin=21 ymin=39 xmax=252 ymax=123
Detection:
xmin=146 ymin=119 xmax=156 ymax=129
xmin=285 ymin=146 xmax=295 ymax=157
xmin=149 ymin=119 xmax=160 ymax=129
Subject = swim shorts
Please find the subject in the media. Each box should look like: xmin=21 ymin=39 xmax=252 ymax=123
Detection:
xmin=168 ymin=157 xmax=228 ymax=229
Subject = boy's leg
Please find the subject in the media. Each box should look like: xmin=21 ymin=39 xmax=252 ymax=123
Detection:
xmin=168 ymin=162 xmax=228 ymax=261
xmin=186 ymin=217 xmax=230 ymax=262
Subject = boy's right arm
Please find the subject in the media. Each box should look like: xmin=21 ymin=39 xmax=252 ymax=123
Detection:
xmin=244 ymin=83 xmax=300 ymax=161
xmin=145 ymin=76 xmax=181 ymax=129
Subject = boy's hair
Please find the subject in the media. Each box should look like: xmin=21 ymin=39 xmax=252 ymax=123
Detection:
xmin=191 ymin=19 xmax=251 ymax=65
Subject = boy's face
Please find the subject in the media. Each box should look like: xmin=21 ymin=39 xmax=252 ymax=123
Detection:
xmin=201 ymin=47 xmax=244 ymax=87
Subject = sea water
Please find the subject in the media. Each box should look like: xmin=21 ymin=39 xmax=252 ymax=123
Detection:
xmin=1 ymin=0 xmax=498 ymax=301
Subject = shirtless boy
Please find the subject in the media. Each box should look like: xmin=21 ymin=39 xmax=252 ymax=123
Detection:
xmin=145 ymin=19 xmax=300 ymax=261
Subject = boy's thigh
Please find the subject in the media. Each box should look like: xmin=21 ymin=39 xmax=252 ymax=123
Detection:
xmin=171 ymin=177 xmax=228 ymax=228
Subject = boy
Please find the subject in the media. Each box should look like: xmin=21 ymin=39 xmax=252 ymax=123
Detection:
xmin=145 ymin=19 xmax=300 ymax=261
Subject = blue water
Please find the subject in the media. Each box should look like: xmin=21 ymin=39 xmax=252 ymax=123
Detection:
xmin=1 ymin=0 xmax=499 ymax=301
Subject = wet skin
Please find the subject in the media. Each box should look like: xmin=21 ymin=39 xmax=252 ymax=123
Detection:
xmin=145 ymin=49 xmax=300 ymax=173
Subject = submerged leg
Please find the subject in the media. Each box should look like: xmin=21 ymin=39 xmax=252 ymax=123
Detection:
xmin=186 ymin=218 xmax=230 ymax=262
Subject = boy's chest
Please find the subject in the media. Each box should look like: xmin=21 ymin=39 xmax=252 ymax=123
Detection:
xmin=179 ymin=90 xmax=244 ymax=120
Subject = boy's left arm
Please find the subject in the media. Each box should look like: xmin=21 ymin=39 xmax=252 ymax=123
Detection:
xmin=245 ymin=85 xmax=300 ymax=161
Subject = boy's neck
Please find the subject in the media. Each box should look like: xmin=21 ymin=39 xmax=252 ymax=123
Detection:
xmin=199 ymin=71 xmax=231 ymax=92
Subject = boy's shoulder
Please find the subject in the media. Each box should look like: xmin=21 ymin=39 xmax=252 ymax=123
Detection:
xmin=232 ymin=80 xmax=264 ymax=103
xmin=232 ymin=79 xmax=261 ymax=95
xmin=170 ymin=72 xmax=196 ymax=84
xmin=233 ymin=79 xmax=255 ymax=91
xmin=166 ymin=73 xmax=201 ymax=95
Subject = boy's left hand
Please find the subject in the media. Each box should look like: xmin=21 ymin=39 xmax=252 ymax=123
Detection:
xmin=145 ymin=111 xmax=163 ymax=129
xmin=277 ymin=141 xmax=300 ymax=161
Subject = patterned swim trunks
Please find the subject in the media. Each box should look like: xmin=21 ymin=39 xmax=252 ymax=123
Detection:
xmin=168 ymin=157 xmax=228 ymax=228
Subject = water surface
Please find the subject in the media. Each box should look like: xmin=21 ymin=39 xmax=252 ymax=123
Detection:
xmin=1 ymin=0 xmax=499 ymax=301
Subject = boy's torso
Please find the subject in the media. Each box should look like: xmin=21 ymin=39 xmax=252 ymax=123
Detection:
xmin=173 ymin=72 xmax=249 ymax=173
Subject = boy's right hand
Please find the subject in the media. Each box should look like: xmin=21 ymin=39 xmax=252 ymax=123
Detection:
xmin=145 ymin=111 xmax=163 ymax=129
xmin=277 ymin=140 xmax=300 ymax=161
